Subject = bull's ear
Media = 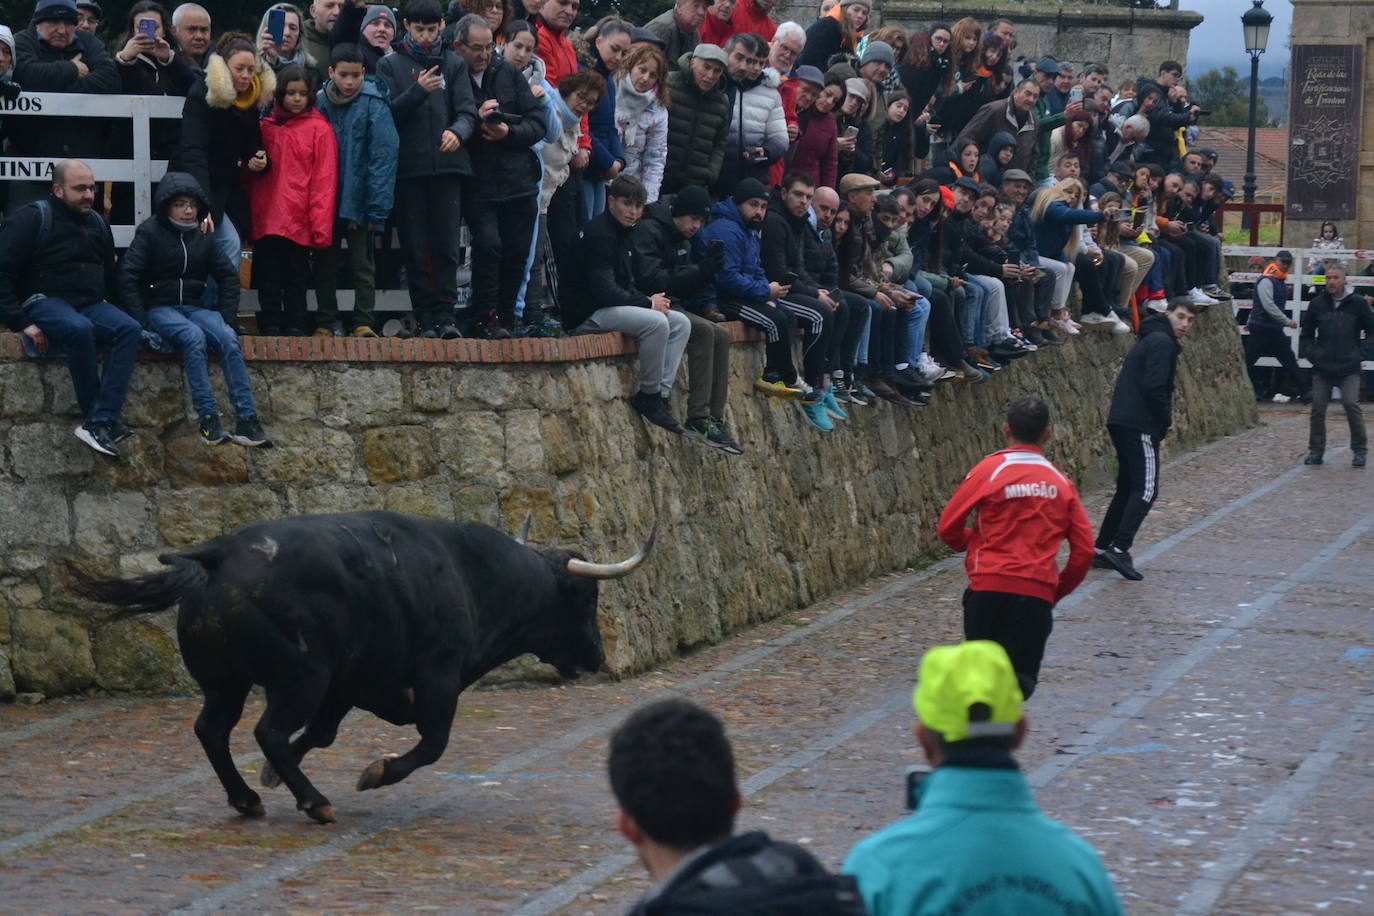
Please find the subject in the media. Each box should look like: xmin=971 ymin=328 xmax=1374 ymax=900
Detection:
xmin=514 ymin=512 xmax=533 ymax=546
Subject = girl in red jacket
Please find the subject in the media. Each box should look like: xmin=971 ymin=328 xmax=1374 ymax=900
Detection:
xmin=246 ymin=64 xmax=338 ymax=335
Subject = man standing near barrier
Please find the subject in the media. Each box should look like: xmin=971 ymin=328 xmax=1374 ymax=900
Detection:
xmin=1301 ymin=263 xmax=1374 ymax=468
xmin=0 ymin=160 xmax=141 ymax=458
xmin=1246 ymin=249 xmax=1308 ymax=403
xmin=1095 ymin=297 xmax=1196 ymax=580
xmin=937 ymin=397 xmax=1093 ymax=698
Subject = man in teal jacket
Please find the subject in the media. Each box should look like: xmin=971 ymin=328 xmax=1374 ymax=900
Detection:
xmin=843 ymin=641 xmax=1123 ymax=916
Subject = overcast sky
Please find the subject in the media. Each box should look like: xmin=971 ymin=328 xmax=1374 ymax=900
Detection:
xmin=1183 ymin=0 xmax=1293 ymax=79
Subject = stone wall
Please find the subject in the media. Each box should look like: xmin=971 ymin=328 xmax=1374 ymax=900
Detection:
xmin=0 ymin=308 xmax=1256 ymax=701
xmin=770 ymin=1 xmax=1204 ymax=81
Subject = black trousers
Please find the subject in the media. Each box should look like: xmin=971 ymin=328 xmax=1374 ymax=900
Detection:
xmin=546 ymin=170 xmax=584 ymax=312
xmin=394 ymin=175 xmax=463 ymax=329
xmin=467 ymin=189 xmax=539 ymax=328
xmin=778 ymin=294 xmax=834 ymax=387
xmin=962 ymin=589 xmax=1055 ymax=699
xmin=1073 ymin=252 xmax=1112 ymax=317
xmin=925 ymin=283 xmax=966 ymax=366
xmin=253 ymin=234 xmax=310 ymax=332
xmin=1244 ymin=326 xmax=1307 ymax=398
xmin=863 ymin=305 xmax=899 ymax=379
xmin=832 ymin=290 xmax=868 ymax=374
xmin=720 ymin=298 xmax=798 ymax=384
xmin=1097 ymin=423 xmax=1161 ymax=553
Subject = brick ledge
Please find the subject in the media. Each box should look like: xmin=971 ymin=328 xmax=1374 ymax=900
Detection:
xmin=0 ymin=322 xmax=765 ymax=365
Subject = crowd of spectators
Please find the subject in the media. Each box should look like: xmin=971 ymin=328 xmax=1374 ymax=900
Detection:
xmin=0 ymin=0 xmax=1247 ymax=455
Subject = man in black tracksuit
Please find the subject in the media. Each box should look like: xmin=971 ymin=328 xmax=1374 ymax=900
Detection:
xmin=1301 ymin=262 xmax=1374 ymax=467
xmin=1095 ymin=298 xmax=1197 ymax=580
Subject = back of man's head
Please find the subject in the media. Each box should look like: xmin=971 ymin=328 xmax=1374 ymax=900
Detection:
xmin=608 ymin=699 xmax=738 ymax=850
xmin=1005 ymin=396 xmax=1049 ymax=445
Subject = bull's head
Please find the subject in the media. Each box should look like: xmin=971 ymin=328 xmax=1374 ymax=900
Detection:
xmin=528 ymin=527 xmax=656 ymax=679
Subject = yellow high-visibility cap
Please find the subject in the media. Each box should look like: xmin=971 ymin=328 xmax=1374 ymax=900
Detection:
xmin=914 ymin=641 xmax=1024 ymax=742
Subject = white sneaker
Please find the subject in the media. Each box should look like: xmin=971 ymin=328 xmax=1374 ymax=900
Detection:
xmin=1109 ymin=314 xmax=1131 ymax=335
xmin=1052 ymin=317 xmax=1080 ymax=336
xmin=917 ymin=353 xmax=943 ymax=381
xmin=1189 ymin=287 xmax=1220 ymax=306
xmin=1271 ymin=393 xmax=1292 ymax=403
xmin=1079 ymin=313 xmax=1115 ymax=329
xmin=1145 ymin=299 xmax=1168 ymax=313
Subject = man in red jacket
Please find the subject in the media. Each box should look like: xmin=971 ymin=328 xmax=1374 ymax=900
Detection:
xmin=937 ymin=397 xmax=1094 ymax=698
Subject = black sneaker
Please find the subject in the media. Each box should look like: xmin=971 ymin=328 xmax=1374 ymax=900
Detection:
xmin=1099 ymin=547 xmax=1143 ymax=581
xmin=420 ymin=327 xmax=440 ymax=339
xmin=110 ymin=421 xmax=134 ymax=443
xmin=1091 ymin=550 xmax=1113 ymax=570
xmin=438 ymin=323 xmax=462 ymax=340
xmin=198 ymin=412 xmax=230 ymax=446
xmin=708 ymin=417 xmax=744 ymax=454
xmin=75 ymin=422 xmax=120 ymax=458
xmin=1354 ymin=454 xmax=1367 ymax=468
xmin=232 ymin=417 xmax=274 ymax=448
xmin=684 ymin=417 xmax=730 ymax=451
xmin=629 ymin=391 xmax=683 ymax=434
xmin=1304 ymin=454 xmax=1323 ymax=465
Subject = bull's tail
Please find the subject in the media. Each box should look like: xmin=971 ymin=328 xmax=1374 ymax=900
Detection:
xmin=67 ymin=551 xmax=212 ymax=620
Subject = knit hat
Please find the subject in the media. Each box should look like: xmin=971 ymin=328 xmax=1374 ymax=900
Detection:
xmin=360 ymin=5 xmax=395 ymax=33
xmin=914 ymin=641 xmax=1023 ymax=743
xmin=859 ymin=40 xmax=895 ymax=70
xmin=793 ymin=64 xmax=825 ymax=88
xmin=843 ymin=77 xmax=868 ymax=100
xmin=671 ymin=185 xmax=712 ymax=218
xmin=732 ymin=177 xmax=768 ymax=204
xmin=32 ymin=0 xmax=80 ymax=24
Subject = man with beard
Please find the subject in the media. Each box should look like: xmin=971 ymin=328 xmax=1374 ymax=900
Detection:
xmin=961 ymin=78 xmax=1040 ymax=176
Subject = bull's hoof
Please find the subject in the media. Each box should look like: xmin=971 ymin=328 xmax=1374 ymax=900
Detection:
xmin=303 ymin=803 xmax=336 ymax=825
xmin=260 ymin=760 xmax=283 ymax=789
xmin=356 ymin=754 xmax=397 ymax=791
xmin=232 ymin=799 xmax=267 ymax=818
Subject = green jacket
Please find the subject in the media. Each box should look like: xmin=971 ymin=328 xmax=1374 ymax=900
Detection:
xmin=662 ymin=63 xmax=730 ymax=195
xmin=843 ymin=763 xmax=1124 ymax=916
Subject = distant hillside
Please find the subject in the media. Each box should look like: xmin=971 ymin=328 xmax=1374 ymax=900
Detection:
xmin=1240 ymin=75 xmax=1290 ymax=127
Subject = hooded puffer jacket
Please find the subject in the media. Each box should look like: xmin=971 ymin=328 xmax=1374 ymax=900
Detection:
xmin=978 ymin=131 xmax=1017 ymax=187
xmin=698 ymin=198 xmax=770 ymax=304
xmin=663 ymin=58 xmax=730 ymax=195
xmin=245 ymin=106 xmax=338 ymax=248
xmin=316 ymin=76 xmax=399 ymax=227
xmin=117 ymin=172 xmax=241 ymax=325
xmin=615 ymin=75 xmax=669 ymax=201
xmin=716 ymin=69 xmax=788 ymax=192
xmin=170 ymin=54 xmax=276 ymax=223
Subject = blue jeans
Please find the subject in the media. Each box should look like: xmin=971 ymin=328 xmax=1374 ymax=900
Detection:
xmin=147 ymin=306 xmax=257 ymax=419
xmin=201 ymin=215 xmax=240 ymax=312
xmin=853 ymin=298 xmax=879 ymax=366
xmin=27 ymin=297 xmax=141 ymax=425
xmin=959 ymin=276 xmax=988 ymax=348
xmin=901 ymin=284 xmax=932 ymax=365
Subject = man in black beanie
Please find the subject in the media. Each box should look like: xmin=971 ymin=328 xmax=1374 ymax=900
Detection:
xmin=699 ymin=177 xmax=823 ymax=408
xmin=632 ymin=185 xmax=744 ymax=453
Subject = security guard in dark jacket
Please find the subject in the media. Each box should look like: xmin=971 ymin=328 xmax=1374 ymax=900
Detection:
xmin=1300 ymin=262 xmax=1374 ymax=467
xmin=1095 ymin=300 xmax=1196 ymax=580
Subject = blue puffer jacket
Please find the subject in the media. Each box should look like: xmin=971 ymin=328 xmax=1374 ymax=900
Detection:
xmin=844 ymin=762 xmax=1124 ymax=916
xmin=316 ymin=76 xmax=400 ymax=227
xmin=585 ymin=49 xmax=626 ymax=179
xmin=700 ymin=199 xmax=770 ymax=304
xmin=1033 ymin=200 xmax=1104 ymax=263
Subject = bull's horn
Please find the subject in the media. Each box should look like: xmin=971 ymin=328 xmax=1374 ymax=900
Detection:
xmin=566 ymin=526 xmax=657 ymax=580
xmin=514 ymin=513 xmax=533 ymax=545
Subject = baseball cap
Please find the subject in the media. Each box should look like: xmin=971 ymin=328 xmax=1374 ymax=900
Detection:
xmin=1275 ymin=249 xmax=1294 ymax=264
xmin=691 ymin=43 xmax=728 ymax=67
xmin=914 ymin=641 xmax=1024 ymax=743
xmin=793 ymin=64 xmax=825 ymax=88
xmin=670 ymin=185 xmax=712 ymax=218
xmin=1035 ymin=56 xmax=1060 ymax=76
xmin=839 ymin=173 xmax=880 ymax=195
xmin=1000 ymin=168 xmax=1032 ymax=185
xmin=33 ymin=0 xmax=80 ymax=23
xmin=844 ymin=77 xmax=869 ymax=100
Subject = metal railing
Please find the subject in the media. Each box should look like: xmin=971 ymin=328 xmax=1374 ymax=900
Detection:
xmin=1223 ymin=244 xmax=1374 ymax=371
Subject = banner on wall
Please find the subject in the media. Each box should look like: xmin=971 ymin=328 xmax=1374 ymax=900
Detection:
xmin=1287 ymin=44 xmax=1363 ymax=221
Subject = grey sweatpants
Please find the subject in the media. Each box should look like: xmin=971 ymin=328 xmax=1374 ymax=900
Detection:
xmin=581 ymin=305 xmax=691 ymax=395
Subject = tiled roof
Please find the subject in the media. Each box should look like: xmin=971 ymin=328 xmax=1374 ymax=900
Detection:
xmin=1195 ymin=127 xmax=1289 ymax=202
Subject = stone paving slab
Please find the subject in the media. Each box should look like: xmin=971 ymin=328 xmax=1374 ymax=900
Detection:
xmin=1 ymin=407 xmax=1371 ymax=915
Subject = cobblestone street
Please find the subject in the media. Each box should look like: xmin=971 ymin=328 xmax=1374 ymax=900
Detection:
xmin=1 ymin=405 xmax=1371 ymax=915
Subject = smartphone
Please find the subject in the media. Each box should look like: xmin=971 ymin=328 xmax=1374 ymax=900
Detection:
xmin=267 ymin=8 xmax=286 ymax=47
xmin=499 ymin=113 xmax=524 ymax=125
xmin=1068 ymin=85 xmax=1083 ymax=104
xmin=842 ymin=125 xmax=860 ymax=140
xmin=138 ymin=18 xmax=158 ymax=41
xmin=779 ymin=271 xmax=798 ymax=287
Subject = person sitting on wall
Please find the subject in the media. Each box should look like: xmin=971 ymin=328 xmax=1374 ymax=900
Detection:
xmin=117 ymin=172 xmax=274 ymax=449
xmin=0 ymin=160 xmax=142 ymax=459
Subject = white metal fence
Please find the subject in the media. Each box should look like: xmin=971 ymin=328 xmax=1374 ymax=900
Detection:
xmin=1223 ymin=245 xmax=1374 ymax=371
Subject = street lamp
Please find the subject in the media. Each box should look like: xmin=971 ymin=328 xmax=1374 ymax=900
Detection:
xmin=1242 ymin=0 xmax=1273 ymax=205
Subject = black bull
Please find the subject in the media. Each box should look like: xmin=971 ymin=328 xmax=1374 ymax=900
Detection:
xmin=71 ymin=510 xmax=654 ymax=824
